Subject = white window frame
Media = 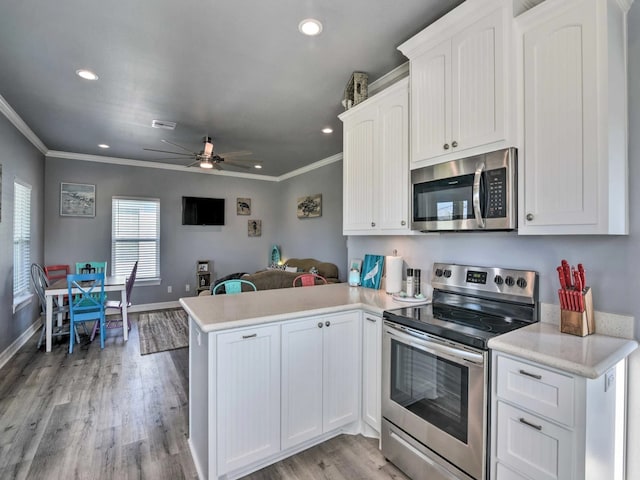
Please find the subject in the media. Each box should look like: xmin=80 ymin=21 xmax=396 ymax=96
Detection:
xmin=13 ymin=180 xmax=33 ymax=312
xmin=111 ymin=196 xmax=160 ymax=283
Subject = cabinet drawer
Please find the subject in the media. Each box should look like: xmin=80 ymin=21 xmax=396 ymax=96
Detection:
xmin=496 ymin=401 xmax=573 ymax=480
xmin=496 ymin=355 xmax=574 ymax=426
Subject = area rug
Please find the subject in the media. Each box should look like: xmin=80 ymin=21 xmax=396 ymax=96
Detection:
xmin=138 ymin=308 xmax=188 ymax=355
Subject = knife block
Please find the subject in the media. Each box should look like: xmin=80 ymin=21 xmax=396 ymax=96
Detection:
xmin=560 ymin=287 xmax=594 ymax=336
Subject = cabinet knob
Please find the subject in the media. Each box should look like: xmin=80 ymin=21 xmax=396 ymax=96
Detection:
xmin=526 ymin=213 xmax=534 ymax=221
xmin=325 ymin=321 xmax=331 ymax=327
xmin=371 ymin=222 xmax=376 ymax=227
xmin=443 ymin=143 xmax=450 ymax=150
xmin=317 ymin=322 xmax=323 ymax=328
xmin=451 ymin=141 xmax=458 ymax=148
xmin=401 ymin=220 xmax=406 ymax=226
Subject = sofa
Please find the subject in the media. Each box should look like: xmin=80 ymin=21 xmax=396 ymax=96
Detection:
xmin=200 ymin=258 xmax=340 ymax=295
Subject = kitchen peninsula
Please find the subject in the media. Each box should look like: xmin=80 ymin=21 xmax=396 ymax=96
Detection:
xmin=180 ymin=283 xmax=408 ymax=480
xmin=180 ymin=283 xmax=638 ymax=480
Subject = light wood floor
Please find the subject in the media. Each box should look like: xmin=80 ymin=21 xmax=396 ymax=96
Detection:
xmin=0 ymin=313 xmax=408 ymax=480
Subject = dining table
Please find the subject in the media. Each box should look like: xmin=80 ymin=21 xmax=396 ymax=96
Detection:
xmin=44 ymin=275 xmax=128 ymax=352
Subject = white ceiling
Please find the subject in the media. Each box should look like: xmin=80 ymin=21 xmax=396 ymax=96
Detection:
xmin=0 ymin=0 xmax=463 ymax=176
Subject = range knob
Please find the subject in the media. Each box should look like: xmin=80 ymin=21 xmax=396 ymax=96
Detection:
xmin=494 ymin=275 xmax=504 ymax=285
xmin=505 ymin=276 xmax=515 ymax=287
xmin=435 ymin=268 xmax=443 ymax=277
xmin=443 ymin=269 xmax=452 ymax=278
xmin=517 ymin=277 xmax=528 ymax=289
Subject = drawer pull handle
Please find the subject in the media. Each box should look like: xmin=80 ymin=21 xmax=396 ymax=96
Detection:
xmin=519 ymin=418 xmax=542 ymax=431
xmin=242 ymin=333 xmax=257 ymax=339
xmin=519 ymin=369 xmax=542 ymax=380
xmin=366 ymin=317 xmax=377 ymax=323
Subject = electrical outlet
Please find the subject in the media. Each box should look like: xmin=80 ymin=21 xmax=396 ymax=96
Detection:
xmin=167 ymin=285 xmax=172 ymax=293
xmin=185 ymin=284 xmax=190 ymax=292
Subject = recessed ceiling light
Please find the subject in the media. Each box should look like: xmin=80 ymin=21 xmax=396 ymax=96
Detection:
xmin=254 ymin=165 xmax=263 ymax=169
xmin=322 ymin=127 xmax=333 ymax=134
xmin=298 ymin=18 xmax=323 ymax=36
xmin=75 ymin=69 xmax=99 ymax=81
xmin=98 ymin=144 xmax=110 ymax=149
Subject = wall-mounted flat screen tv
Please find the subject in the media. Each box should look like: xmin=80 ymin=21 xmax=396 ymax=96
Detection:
xmin=182 ymin=196 xmax=225 ymax=225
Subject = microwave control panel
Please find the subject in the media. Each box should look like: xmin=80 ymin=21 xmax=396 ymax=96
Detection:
xmin=486 ymin=168 xmax=507 ymax=218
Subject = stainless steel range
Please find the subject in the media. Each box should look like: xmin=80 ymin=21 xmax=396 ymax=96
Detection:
xmin=381 ymin=263 xmax=539 ymax=480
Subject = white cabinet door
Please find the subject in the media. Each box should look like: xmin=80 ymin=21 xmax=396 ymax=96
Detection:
xmin=451 ymin=8 xmax=505 ymax=152
xmin=403 ymin=6 xmax=510 ymax=167
xmin=323 ymin=311 xmax=361 ymax=432
xmin=410 ymin=39 xmax=451 ymax=163
xmin=518 ymin=0 xmax=628 ymax=235
xmin=342 ymin=108 xmax=376 ymax=232
xmin=377 ymin=81 xmax=410 ymax=231
xmin=281 ymin=318 xmax=324 ymax=450
xmin=361 ymin=313 xmax=382 ymax=433
xmin=216 ymin=324 xmax=281 ymax=475
xmin=340 ymin=78 xmax=410 ymax=235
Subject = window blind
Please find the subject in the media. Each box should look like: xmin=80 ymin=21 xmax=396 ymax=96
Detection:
xmin=13 ymin=181 xmax=31 ymax=300
xmin=111 ymin=197 xmax=160 ymax=280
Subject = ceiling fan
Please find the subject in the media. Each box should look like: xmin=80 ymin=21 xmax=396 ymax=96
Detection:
xmin=144 ymin=137 xmax=262 ymax=171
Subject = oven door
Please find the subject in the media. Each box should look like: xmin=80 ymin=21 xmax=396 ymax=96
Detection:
xmin=382 ymin=321 xmax=488 ymax=480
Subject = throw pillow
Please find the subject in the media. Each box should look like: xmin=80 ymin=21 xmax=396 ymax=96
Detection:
xmin=285 ymin=266 xmax=297 ymax=273
xmin=309 ymin=266 xmax=319 ymax=274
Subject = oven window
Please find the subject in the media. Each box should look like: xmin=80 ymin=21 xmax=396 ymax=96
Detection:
xmin=413 ymin=174 xmax=476 ymax=222
xmin=390 ymin=339 xmax=468 ymax=443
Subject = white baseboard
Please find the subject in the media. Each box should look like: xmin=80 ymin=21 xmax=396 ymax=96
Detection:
xmin=0 ymin=318 xmax=42 ymax=371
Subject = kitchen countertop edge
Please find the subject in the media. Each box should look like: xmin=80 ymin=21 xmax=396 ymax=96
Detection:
xmin=488 ymin=322 xmax=638 ymax=379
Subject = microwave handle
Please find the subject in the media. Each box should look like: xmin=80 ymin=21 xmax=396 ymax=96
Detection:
xmin=473 ymin=162 xmax=486 ymax=229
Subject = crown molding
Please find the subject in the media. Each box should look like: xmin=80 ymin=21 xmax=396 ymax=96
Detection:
xmin=277 ymin=153 xmax=343 ymax=181
xmin=0 ymin=94 xmax=48 ymax=154
xmin=368 ymin=62 xmax=409 ymax=97
xmin=46 ymin=150 xmax=280 ymax=181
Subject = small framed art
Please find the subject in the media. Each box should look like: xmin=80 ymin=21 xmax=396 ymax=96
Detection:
xmin=60 ymin=182 xmax=95 ymax=217
xmin=360 ymin=254 xmax=384 ymax=290
xmin=237 ymin=198 xmax=251 ymax=215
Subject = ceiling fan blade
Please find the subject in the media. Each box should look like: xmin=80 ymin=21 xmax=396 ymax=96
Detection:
xmin=185 ymin=160 xmax=201 ymax=168
xmin=222 ymin=160 xmax=252 ymax=169
xmin=213 ymin=162 xmax=223 ymax=170
xmin=143 ymin=148 xmax=193 ymax=156
xmin=161 ymin=139 xmax=197 ymax=154
xmin=216 ymin=150 xmax=252 ymax=158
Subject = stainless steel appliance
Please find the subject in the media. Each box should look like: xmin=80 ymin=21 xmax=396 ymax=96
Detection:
xmin=382 ymin=263 xmax=538 ymax=480
xmin=411 ymin=148 xmax=517 ymax=232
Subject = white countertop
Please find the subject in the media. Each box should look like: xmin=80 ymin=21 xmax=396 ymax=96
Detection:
xmin=488 ymin=322 xmax=638 ymax=379
xmin=179 ymin=283 xmax=426 ymax=333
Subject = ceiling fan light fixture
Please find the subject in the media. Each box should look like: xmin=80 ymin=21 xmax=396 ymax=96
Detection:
xmin=75 ymin=69 xmax=99 ymax=80
xmin=298 ymin=18 xmax=323 ymax=36
xmin=200 ymin=159 xmax=214 ymax=169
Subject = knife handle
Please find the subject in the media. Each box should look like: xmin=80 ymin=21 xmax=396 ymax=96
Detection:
xmin=578 ymin=263 xmax=586 ymax=288
xmin=557 ymin=266 xmax=566 ymax=289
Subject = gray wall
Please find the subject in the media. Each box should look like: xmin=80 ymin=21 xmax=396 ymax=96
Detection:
xmin=278 ymin=160 xmax=347 ymax=280
xmin=0 ymin=116 xmax=45 ymax=353
xmin=44 ymin=157 xmax=346 ymax=304
xmin=349 ymin=3 xmax=640 ymax=330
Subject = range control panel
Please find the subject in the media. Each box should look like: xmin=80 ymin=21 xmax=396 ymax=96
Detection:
xmin=432 ymin=263 xmax=538 ymax=304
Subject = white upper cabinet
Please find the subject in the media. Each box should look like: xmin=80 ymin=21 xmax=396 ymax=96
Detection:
xmin=399 ymin=1 xmax=513 ymax=168
xmin=339 ymin=78 xmax=410 ymax=235
xmin=517 ymin=0 xmax=630 ymax=235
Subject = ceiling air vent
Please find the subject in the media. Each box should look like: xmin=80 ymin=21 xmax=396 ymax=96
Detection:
xmin=151 ymin=119 xmax=177 ymax=130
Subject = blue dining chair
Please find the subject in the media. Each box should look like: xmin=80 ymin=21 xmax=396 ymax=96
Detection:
xmin=212 ymin=279 xmax=257 ymax=295
xmin=67 ymin=272 xmax=106 ymax=353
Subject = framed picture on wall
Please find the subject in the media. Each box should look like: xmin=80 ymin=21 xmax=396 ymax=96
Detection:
xmin=60 ymin=182 xmax=96 ymax=217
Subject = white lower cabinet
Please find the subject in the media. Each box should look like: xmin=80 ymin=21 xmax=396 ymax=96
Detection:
xmin=362 ymin=312 xmax=382 ymax=433
xmin=281 ymin=311 xmax=361 ymax=450
xmin=491 ymin=351 xmax=627 ymax=480
xmin=216 ymin=324 xmax=281 ymax=475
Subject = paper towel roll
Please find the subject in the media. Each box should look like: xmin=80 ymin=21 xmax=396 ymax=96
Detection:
xmin=385 ymin=256 xmax=403 ymax=294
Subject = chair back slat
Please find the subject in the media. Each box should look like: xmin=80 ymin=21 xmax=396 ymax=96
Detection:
xmin=212 ymin=279 xmax=257 ymax=295
xmin=44 ymin=264 xmax=70 ymax=281
xmin=293 ymin=273 xmax=328 ymax=287
xmin=75 ymin=261 xmax=107 ymax=274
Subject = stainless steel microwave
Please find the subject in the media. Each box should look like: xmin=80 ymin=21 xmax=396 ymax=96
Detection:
xmin=411 ymin=148 xmax=517 ymax=232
